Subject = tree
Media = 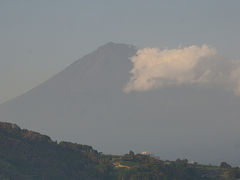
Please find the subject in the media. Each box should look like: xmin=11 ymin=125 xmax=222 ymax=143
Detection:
xmin=220 ymin=162 xmax=232 ymax=169
xmin=129 ymin=151 xmax=134 ymax=156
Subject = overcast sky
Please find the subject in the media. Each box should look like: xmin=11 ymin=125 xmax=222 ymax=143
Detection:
xmin=1 ymin=0 xmax=240 ymax=103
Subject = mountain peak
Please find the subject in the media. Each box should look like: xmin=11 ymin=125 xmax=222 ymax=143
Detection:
xmin=96 ymin=42 xmax=136 ymax=52
xmin=68 ymin=42 xmax=136 ymax=68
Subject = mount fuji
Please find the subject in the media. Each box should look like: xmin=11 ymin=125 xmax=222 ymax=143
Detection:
xmin=1 ymin=42 xmax=240 ymax=165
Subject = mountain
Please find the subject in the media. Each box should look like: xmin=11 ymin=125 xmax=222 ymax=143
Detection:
xmin=0 ymin=42 xmax=240 ymax=165
xmin=1 ymin=121 xmax=239 ymax=180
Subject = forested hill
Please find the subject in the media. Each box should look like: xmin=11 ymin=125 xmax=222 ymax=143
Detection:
xmin=0 ymin=122 xmax=239 ymax=180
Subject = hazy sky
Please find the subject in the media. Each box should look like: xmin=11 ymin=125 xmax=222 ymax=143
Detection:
xmin=1 ymin=0 xmax=240 ymax=103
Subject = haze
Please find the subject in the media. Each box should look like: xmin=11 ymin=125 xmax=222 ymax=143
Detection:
xmin=1 ymin=0 xmax=240 ymax=102
xmin=1 ymin=1 xmax=240 ymax=166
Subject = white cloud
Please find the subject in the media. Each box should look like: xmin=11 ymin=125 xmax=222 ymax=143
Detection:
xmin=124 ymin=45 xmax=240 ymax=96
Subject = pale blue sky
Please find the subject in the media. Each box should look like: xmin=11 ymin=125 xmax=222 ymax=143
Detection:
xmin=1 ymin=0 xmax=240 ymax=103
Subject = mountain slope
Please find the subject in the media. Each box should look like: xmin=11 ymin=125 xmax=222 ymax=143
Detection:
xmin=0 ymin=42 xmax=240 ymax=165
xmin=0 ymin=42 xmax=137 ymax=147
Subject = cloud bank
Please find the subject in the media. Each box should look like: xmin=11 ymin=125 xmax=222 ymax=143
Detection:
xmin=124 ymin=45 xmax=240 ymax=95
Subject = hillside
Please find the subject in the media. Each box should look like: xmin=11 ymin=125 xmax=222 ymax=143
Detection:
xmin=0 ymin=121 xmax=240 ymax=180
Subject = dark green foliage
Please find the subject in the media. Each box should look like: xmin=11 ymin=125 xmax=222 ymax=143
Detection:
xmin=220 ymin=162 xmax=232 ymax=169
xmin=0 ymin=122 xmax=103 ymax=180
xmin=0 ymin=122 xmax=238 ymax=180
